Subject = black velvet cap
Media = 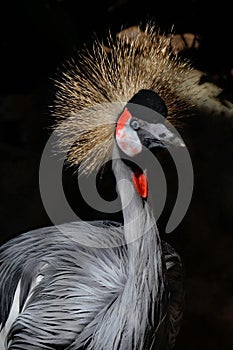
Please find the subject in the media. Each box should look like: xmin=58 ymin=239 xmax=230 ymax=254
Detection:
xmin=126 ymin=89 xmax=167 ymax=123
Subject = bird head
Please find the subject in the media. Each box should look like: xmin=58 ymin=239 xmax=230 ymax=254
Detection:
xmin=115 ymin=89 xmax=185 ymax=158
xmin=52 ymin=24 xmax=196 ymax=175
xmin=114 ymin=89 xmax=185 ymax=199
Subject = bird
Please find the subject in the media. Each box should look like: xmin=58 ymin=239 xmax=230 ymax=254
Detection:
xmin=0 ymin=24 xmax=196 ymax=350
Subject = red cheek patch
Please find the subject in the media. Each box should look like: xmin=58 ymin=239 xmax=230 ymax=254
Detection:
xmin=132 ymin=172 xmax=148 ymax=199
xmin=116 ymin=108 xmax=142 ymax=156
xmin=116 ymin=108 xmax=132 ymax=137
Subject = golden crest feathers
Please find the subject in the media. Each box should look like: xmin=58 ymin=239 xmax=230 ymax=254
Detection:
xmin=51 ymin=23 xmax=198 ymax=174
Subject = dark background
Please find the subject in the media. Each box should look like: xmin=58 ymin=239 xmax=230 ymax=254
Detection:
xmin=0 ymin=1 xmax=233 ymax=349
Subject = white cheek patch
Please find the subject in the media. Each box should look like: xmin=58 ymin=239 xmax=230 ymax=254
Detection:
xmin=116 ymin=108 xmax=142 ymax=157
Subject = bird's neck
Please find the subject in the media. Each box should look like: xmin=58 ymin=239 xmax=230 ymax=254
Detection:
xmin=111 ymin=146 xmax=166 ymax=345
xmin=112 ymin=146 xmax=155 ymax=239
xmin=112 ymin=145 xmax=164 ymax=280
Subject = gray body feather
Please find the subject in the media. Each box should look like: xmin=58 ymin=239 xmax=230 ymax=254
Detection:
xmin=0 ymin=222 xmax=183 ymax=350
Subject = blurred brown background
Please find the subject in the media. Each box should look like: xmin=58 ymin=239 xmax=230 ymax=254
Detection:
xmin=0 ymin=1 xmax=233 ymax=349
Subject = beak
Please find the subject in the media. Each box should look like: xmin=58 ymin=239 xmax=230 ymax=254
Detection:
xmin=140 ymin=123 xmax=185 ymax=150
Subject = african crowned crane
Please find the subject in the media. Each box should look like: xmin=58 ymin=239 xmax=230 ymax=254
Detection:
xmin=0 ymin=25 xmax=196 ymax=349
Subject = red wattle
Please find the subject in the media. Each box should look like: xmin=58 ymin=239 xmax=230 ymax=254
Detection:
xmin=132 ymin=172 xmax=148 ymax=199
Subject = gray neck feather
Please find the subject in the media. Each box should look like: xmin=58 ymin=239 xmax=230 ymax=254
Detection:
xmin=111 ymin=145 xmax=166 ymax=348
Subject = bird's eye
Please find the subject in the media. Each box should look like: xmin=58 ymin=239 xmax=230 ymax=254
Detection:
xmin=130 ymin=119 xmax=140 ymax=130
